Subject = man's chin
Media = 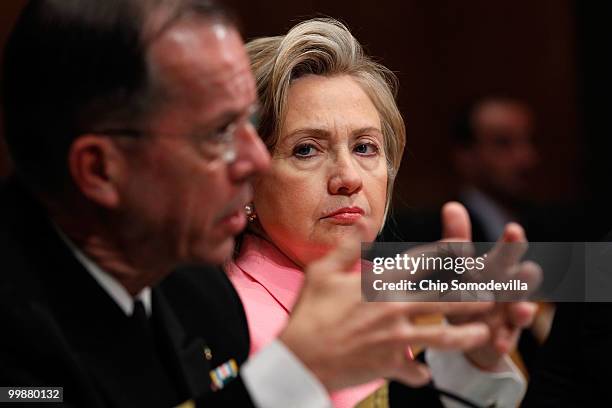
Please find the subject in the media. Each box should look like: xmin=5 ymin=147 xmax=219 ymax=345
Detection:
xmin=193 ymin=237 xmax=236 ymax=266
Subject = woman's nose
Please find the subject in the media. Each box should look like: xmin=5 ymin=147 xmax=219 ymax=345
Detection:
xmin=328 ymin=151 xmax=363 ymax=195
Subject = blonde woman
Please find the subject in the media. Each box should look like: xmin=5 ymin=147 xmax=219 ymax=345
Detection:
xmin=227 ymin=18 xmax=530 ymax=408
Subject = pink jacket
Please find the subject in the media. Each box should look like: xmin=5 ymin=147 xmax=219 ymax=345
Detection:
xmin=227 ymin=234 xmax=384 ymax=408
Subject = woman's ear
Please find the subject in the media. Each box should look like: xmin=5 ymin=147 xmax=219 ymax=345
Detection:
xmin=68 ymin=135 xmax=126 ymax=209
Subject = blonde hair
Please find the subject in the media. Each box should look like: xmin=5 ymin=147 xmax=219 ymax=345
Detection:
xmin=247 ymin=17 xmax=406 ymax=223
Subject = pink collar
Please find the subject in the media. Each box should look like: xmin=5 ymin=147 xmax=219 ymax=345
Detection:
xmin=235 ymin=234 xmax=304 ymax=313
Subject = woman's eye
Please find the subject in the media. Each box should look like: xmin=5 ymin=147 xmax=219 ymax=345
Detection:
xmin=293 ymin=143 xmax=318 ymax=158
xmin=354 ymin=143 xmax=379 ymax=155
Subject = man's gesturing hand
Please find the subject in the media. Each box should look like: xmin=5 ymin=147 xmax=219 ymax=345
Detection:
xmin=441 ymin=202 xmax=539 ymax=370
xmin=279 ymin=223 xmax=493 ymax=392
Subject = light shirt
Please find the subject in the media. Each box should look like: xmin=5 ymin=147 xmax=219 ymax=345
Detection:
xmin=426 ymin=349 xmax=526 ymax=408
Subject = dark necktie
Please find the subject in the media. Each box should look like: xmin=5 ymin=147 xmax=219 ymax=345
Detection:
xmin=129 ymin=299 xmax=183 ymax=404
xmin=131 ymin=299 xmax=151 ymax=337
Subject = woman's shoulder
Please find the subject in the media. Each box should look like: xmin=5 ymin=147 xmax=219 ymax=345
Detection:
xmin=225 ymin=258 xmax=290 ymax=356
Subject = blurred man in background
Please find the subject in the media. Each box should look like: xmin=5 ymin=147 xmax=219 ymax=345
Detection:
xmin=452 ymin=97 xmax=539 ymax=242
xmin=454 ymin=97 xmax=559 ymax=375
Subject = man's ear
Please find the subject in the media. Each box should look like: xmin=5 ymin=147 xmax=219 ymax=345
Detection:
xmin=68 ymin=135 xmax=126 ymax=209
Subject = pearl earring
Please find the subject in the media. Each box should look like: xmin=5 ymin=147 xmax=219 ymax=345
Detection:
xmin=245 ymin=203 xmax=257 ymax=222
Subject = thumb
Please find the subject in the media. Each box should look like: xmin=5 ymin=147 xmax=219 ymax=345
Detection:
xmin=441 ymin=201 xmax=472 ymax=241
xmin=500 ymin=222 xmax=526 ymax=243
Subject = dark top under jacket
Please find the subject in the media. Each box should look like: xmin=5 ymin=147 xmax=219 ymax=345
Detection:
xmin=522 ymin=302 xmax=612 ymax=407
xmin=522 ymin=231 xmax=612 ymax=407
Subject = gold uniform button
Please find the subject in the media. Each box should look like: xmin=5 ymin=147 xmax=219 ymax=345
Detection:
xmin=204 ymin=346 xmax=213 ymax=361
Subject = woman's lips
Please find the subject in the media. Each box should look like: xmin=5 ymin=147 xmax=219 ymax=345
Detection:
xmin=322 ymin=207 xmax=365 ymax=224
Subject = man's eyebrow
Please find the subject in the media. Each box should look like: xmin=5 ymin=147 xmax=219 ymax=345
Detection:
xmin=194 ymin=103 xmax=258 ymax=134
xmin=211 ymin=111 xmax=242 ymax=130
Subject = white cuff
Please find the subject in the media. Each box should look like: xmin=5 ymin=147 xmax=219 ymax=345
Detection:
xmin=426 ymin=349 xmax=526 ymax=408
xmin=242 ymin=339 xmax=332 ymax=408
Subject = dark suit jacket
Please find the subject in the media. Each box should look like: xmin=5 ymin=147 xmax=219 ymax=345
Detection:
xmin=0 ymin=179 xmax=254 ymax=407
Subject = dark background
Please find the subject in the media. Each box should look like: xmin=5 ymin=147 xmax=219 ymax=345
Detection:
xmin=1 ymin=1 xmax=610 ymax=237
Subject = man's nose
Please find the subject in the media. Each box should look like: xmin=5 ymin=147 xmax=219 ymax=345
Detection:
xmin=515 ymin=141 xmax=539 ymax=168
xmin=229 ymin=122 xmax=270 ymax=181
xmin=328 ymin=151 xmax=363 ymax=195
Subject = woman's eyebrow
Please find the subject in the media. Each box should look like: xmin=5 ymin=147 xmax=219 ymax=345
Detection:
xmin=351 ymin=126 xmax=383 ymax=137
xmin=283 ymin=127 xmax=330 ymax=141
xmin=286 ymin=126 xmax=383 ymax=138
